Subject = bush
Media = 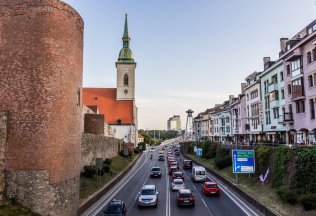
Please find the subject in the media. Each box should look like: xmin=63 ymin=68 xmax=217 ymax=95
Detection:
xmin=83 ymin=166 xmax=96 ymax=178
xmin=217 ymin=147 xmax=230 ymax=158
xmin=300 ymin=194 xmax=316 ymax=210
xmin=276 ymin=186 xmax=298 ymax=205
xmin=209 ymin=144 xmax=217 ymax=158
xmin=104 ymin=158 xmax=112 ymax=165
xmin=215 ymin=155 xmax=232 ymax=169
xmin=202 ymin=141 xmax=212 ymax=159
xmin=103 ymin=164 xmax=110 ymax=173
xmin=255 ymin=146 xmax=272 ymax=174
xmin=134 ymin=148 xmax=139 ymax=154
xmin=97 ymin=169 xmax=105 ymax=176
xmin=138 ymin=142 xmax=146 ymax=152
xmin=272 ymin=145 xmax=290 ymax=188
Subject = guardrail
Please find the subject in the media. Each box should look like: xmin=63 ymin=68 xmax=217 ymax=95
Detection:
xmin=78 ymin=153 xmax=143 ymax=216
xmin=183 ymin=154 xmax=281 ymax=216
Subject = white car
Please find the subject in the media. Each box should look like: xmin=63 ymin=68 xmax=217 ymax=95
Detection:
xmin=150 ymin=147 xmax=155 ymax=152
xmin=171 ymin=179 xmax=185 ymax=191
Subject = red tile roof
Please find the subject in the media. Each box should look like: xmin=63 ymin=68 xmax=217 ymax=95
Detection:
xmin=138 ymin=134 xmax=144 ymax=138
xmin=82 ymin=88 xmax=133 ymax=124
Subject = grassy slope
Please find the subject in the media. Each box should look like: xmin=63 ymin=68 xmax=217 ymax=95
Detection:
xmin=79 ymin=154 xmax=137 ymax=203
xmin=186 ymin=154 xmax=316 ymax=216
xmin=0 ymin=203 xmax=40 ymax=216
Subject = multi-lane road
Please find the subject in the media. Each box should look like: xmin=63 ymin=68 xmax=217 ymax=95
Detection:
xmin=83 ymin=138 xmax=263 ymax=216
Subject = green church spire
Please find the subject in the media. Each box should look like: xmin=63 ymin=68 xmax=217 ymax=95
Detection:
xmin=117 ymin=13 xmax=134 ymax=63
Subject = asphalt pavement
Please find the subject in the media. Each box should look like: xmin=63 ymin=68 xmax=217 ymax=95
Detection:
xmin=85 ymin=138 xmax=263 ymax=216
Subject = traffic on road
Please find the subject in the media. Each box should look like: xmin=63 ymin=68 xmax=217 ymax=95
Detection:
xmin=85 ymin=138 xmax=262 ymax=216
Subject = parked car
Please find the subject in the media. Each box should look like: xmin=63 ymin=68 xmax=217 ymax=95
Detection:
xmin=171 ymin=179 xmax=185 ymax=191
xmin=176 ymin=189 xmax=195 ymax=207
xmin=173 ymin=172 xmax=184 ymax=181
xmin=103 ymin=199 xmax=127 ymax=215
xmin=202 ymin=182 xmax=220 ymax=195
xmin=138 ymin=185 xmax=158 ymax=208
xmin=150 ymin=167 xmax=162 ymax=178
xmin=183 ymin=160 xmax=192 ymax=169
xmin=169 ymin=166 xmax=178 ymax=175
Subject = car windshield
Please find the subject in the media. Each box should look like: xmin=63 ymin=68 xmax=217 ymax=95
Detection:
xmin=207 ymin=184 xmax=218 ymax=188
xmin=196 ymin=171 xmax=205 ymax=175
xmin=141 ymin=189 xmax=155 ymax=195
xmin=174 ymin=180 xmax=183 ymax=184
xmin=159 ymin=155 xmax=164 ymax=158
xmin=175 ymin=173 xmax=182 ymax=177
xmin=105 ymin=204 xmax=122 ymax=214
xmin=152 ymin=168 xmax=160 ymax=171
xmin=180 ymin=193 xmax=192 ymax=198
xmin=185 ymin=161 xmax=191 ymax=164
xmin=172 ymin=162 xmax=177 ymax=164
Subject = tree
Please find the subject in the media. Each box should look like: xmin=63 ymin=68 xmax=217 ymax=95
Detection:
xmin=140 ymin=133 xmax=152 ymax=144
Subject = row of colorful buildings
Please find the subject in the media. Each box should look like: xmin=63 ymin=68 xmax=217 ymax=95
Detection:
xmin=192 ymin=19 xmax=316 ymax=145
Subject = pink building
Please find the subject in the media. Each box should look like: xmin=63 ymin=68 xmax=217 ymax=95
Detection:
xmin=281 ymin=19 xmax=316 ymax=144
xmin=231 ymin=83 xmax=249 ymax=143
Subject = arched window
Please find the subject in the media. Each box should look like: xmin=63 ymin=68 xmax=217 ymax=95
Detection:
xmin=124 ymin=74 xmax=128 ymax=86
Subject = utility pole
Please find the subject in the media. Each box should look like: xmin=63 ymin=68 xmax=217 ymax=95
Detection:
xmin=159 ymin=131 xmax=160 ymax=140
xmin=154 ymin=130 xmax=155 ymax=140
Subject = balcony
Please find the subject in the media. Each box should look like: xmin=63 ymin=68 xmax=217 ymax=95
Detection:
xmin=291 ymin=67 xmax=303 ymax=79
xmin=245 ymin=124 xmax=250 ymax=130
xmin=270 ymin=100 xmax=279 ymax=108
xmin=283 ymin=113 xmax=294 ymax=123
xmin=268 ymin=82 xmax=278 ymax=93
xmin=277 ymin=115 xmax=285 ymax=124
xmin=252 ymin=110 xmax=259 ymax=116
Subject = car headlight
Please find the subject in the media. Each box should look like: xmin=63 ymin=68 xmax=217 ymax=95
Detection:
xmin=159 ymin=173 xmax=161 ymax=174
xmin=151 ymin=173 xmax=153 ymax=174
xmin=139 ymin=197 xmax=142 ymax=202
xmin=152 ymin=198 xmax=156 ymax=202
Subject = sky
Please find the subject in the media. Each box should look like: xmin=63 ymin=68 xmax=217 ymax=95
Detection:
xmin=63 ymin=0 xmax=316 ymax=130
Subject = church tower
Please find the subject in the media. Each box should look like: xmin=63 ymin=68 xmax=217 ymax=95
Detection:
xmin=116 ymin=13 xmax=136 ymax=101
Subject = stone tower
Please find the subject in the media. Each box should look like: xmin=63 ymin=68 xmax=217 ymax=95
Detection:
xmin=0 ymin=0 xmax=83 ymax=215
xmin=116 ymin=13 xmax=136 ymax=101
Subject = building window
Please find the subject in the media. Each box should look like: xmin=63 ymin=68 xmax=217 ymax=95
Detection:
xmin=77 ymin=88 xmax=80 ymax=107
xmin=247 ymin=94 xmax=249 ymax=101
xmin=287 ymin=65 xmax=290 ymax=75
xmin=226 ymin=117 xmax=229 ymax=123
xmin=314 ymin=49 xmax=316 ymax=62
xmin=272 ymin=75 xmax=278 ymax=83
xmin=301 ymin=101 xmax=305 ymax=113
xmin=270 ymin=90 xmax=279 ymax=101
xmin=288 ymin=84 xmax=292 ymax=95
xmin=281 ymin=89 xmax=284 ymax=99
xmin=280 ymin=72 xmax=284 ymax=81
xmin=310 ymin=99 xmax=315 ymax=119
xmin=308 ymin=75 xmax=314 ymax=88
xmin=296 ymin=102 xmax=300 ymax=113
xmin=291 ymin=57 xmax=303 ymax=78
xmin=273 ymin=108 xmax=279 ymax=119
xmin=124 ymin=74 xmax=129 ymax=86
xmin=226 ymin=127 xmax=230 ymax=132
xmin=292 ymin=78 xmax=304 ymax=98
xmin=307 ymin=52 xmax=312 ymax=64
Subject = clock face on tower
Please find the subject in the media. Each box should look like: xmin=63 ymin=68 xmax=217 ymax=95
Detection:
xmin=124 ymin=89 xmax=128 ymax=94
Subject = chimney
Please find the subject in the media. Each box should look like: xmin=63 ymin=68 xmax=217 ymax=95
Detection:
xmin=280 ymin=38 xmax=288 ymax=51
xmin=241 ymin=83 xmax=246 ymax=94
xmin=229 ymin=95 xmax=234 ymax=105
xmin=263 ymin=57 xmax=270 ymax=65
xmin=215 ymin=104 xmax=221 ymax=107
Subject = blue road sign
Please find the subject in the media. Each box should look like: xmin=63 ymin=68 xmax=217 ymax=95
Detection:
xmin=196 ymin=149 xmax=202 ymax=156
xmin=232 ymin=150 xmax=255 ymax=173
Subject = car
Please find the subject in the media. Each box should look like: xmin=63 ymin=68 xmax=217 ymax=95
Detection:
xmin=175 ymin=151 xmax=179 ymax=155
xmin=176 ymin=189 xmax=195 ymax=207
xmin=169 ymin=166 xmax=178 ymax=175
xmin=174 ymin=148 xmax=179 ymax=152
xmin=150 ymin=147 xmax=155 ymax=152
xmin=168 ymin=160 xmax=176 ymax=166
xmin=183 ymin=160 xmax=192 ymax=169
xmin=159 ymin=150 xmax=163 ymax=154
xmin=191 ymin=166 xmax=206 ymax=182
xmin=171 ymin=179 xmax=185 ymax=191
xmin=162 ymin=147 xmax=165 ymax=150
xmin=202 ymin=182 xmax=220 ymax=195
xmin=138 ymin=185 xmax=158 ymax=208
xmin=151 ymin=167 xmax=162 ymax=178
xmin=103 ymin=199 xmax=127 ymax=215
xmin=158 ymin=155 xmax=165 ymax=161
xmin=170 ymin=161 xmax=179 ymax=169
xmin=173 ymin=172 xmax=184 ymax=181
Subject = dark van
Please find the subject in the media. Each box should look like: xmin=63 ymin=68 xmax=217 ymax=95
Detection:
xmin=183 ymin=160 xmax=192 ymax=169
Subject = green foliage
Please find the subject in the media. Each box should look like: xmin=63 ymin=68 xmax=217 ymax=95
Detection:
xmin=138 ymin=142 xmax=146 ymax=152
xmin=83 ymin=166 xmax=96 ymax=178
xmin=134 ymin=148 xmax=139 ymax=154
xmin=119 ymin=149 xmax=133 ymax=157
xmin=104 ymin=158 xmax=112 ymax=165
xmin=214 ymin=147 xmax=231 ymax=169
xmin=140 ymin=133 xmax=152 ymax=144
xmin=272 ymin=145 xmax=291 ymax=188
xmin=118 ymin=141 xmax=120 ymax=154
xmin=300 ymin=194 xmax=316 ymax=210
xmin=209 ymin=144 xmax=217 ymax=158
xmin=294 ymin=146 xmax=316 ymax=195
xmin=103 ymin=164 xmax=110 ymax=173
xmin=276 ymin=186 xmax=298 ymax=205
xmin=202 ymin=141 xmax=212 ymax=159
xmin=97 ymin=169 xmax=105 ymax=176
xmin=255 ymin=146 xmax=272 ymax=174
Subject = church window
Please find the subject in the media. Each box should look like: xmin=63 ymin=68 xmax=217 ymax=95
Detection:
xmin=124 ymin=74 xmax=128 ymax=86
xmin=77 ymin=88 xmax=80 ymax=107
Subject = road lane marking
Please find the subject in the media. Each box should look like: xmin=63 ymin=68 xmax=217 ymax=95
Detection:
xmin=178 ymin=154 xmax=257 ymax=216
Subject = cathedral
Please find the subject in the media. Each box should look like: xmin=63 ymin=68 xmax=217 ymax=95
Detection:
xmin=82 ymin=14 xmax=138 ymax=146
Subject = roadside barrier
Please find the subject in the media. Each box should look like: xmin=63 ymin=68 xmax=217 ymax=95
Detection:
xmin=183 ymin=154 xmax=281 ymax=216
xmin=77 ymin=153 xmax=143 ymax=216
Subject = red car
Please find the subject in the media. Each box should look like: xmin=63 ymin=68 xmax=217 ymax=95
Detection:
xmin=202 ymin=182 xmax=220 ymax=195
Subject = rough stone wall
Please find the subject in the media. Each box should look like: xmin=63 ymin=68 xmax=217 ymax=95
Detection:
xmin=84 ymin=114 xmax=105 ymax=135
xmin=0 ymin=111 xmax=8 ymax=201
xmin=122 ymin=143 xmax=134 ymax=153
xmin=6 ymin=170 xmax=79 ymax=216
xmin=82 ymin=105 xmax=96 ymax=132
xmin=81 ymin=133 xmax=121 ymax=170
xmin=0 ymin=0 xmax=83 ymax=215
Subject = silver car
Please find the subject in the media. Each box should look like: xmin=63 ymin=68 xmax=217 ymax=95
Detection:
xmin=171 ymin=179 xmax=185 ymax=191
xmin=138 ymin=185 xmax=158 ymax=208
